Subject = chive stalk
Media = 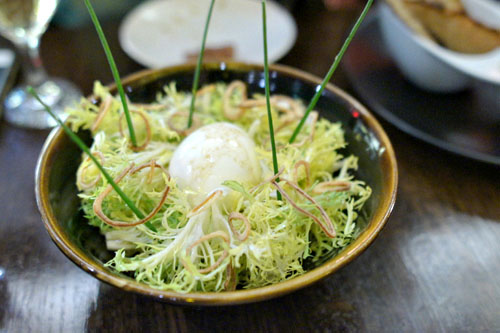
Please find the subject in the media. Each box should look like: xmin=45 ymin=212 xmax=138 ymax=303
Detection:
xmin=262 ymin=0 xmax=282 ymax=201
xmin=289 ymin=0 xmax=373 ymax=144
xmin=84 ymin=0 xmax=138 ymax=147
xmin=188 ymin=0 xmax=216 ymax=129
xmin=28 ymin=87 xmax=156 ymax=232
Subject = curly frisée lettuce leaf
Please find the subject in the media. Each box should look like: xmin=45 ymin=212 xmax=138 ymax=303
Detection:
xmin=68 ymin=81 xmax=371 ymax=293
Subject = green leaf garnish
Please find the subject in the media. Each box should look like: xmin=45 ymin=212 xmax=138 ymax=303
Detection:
xmin=84 ymin=0 xmax=138 ymax=147
xmin=289 ymin=0 xmax=374 ymax=144
xmin=222 ymin=180 xmax=253 ymax=202
xmin=188 ymin=0 xmax=216 ymax=129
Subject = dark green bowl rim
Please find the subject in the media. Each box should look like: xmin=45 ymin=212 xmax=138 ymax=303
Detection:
xmin=35 ymin=62 xmax=398 ymax=306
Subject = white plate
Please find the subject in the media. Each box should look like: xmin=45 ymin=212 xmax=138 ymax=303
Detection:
xmin=119 ymin=0 xmax=297 ymax=68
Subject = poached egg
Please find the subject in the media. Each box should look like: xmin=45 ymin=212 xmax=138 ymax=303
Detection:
xmin=169 ymin=122 xmax=261 ymax=205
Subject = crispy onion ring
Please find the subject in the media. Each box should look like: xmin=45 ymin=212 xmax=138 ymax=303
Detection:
xmin=250 ymin=167 xmax=285 ymax=193
xmin=184 ymin=231 xmax=230 ymax=274
xmin=228 ymin=212 xmax=251 ymax=241
xmin=236 ymin=94 xmax=305 ymax=135
xmin=224 ymin=263 xmax=237 ymax=291
xmin=238 ymin=96 xmax=303 ymax=117
xmin=196 ymin=84 xmax=216 ymax=97
xmin=272 ymin=178 xmax=336 ymax=238
xmin=293 ymin=160 xmax=311 ymax=187
xmin=238 ymin=96 xmax=297 ymax=139
xmin=312 ymin=180 xmax=351 ymax=194
xmin=77 ymin=151 xmax=105 ymax=190
xmin=223 ymin=80 xmax=247 ymax=120
xmin=271 ymin=95 xmax=304 ymax=118
xmin=187 ymin=190 xmax=223 ymax=218
xmin=167 ymin=111 xmax=201 ymax=137
xmin=118 ymin=110 xmax=152 ymax=151
xmin=240 ymin=95 xmax=306 ymax=138
xmin=91 ymin=96 xmax=113 ymax=132
xmin=274 ymin=115 xmax=296 ymax=134
xmin=146 ymin=159 xmax=156 ymax=184
xmin=130 ymin=103 xmax=167 ymax=111
xmin=308 ymin=111 xmax=319 ymax=139
xmin=93 ymin=161 xmax=170 ymax=228
xmin=238 ymin=98 xmax=266 ymax=109
xmin=291 ymin=111 xmax=318 ymax=148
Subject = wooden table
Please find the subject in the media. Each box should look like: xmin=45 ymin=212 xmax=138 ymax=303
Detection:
xmin=1 ymin=2 xmax=499 ymax=332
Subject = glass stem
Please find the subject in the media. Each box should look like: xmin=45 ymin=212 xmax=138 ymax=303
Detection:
xmin=18 ymin=36 xmax=48 ymax=86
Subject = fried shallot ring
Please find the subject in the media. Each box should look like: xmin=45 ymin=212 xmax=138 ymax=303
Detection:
xmin=238 ymin=98 xmax=266 ymax=109
xmin=274 ymin=115 xmax=296 ymax=134
xmin=223 ymin=80 xmax=247 ymax=120
xmin=130 ymin=103 xmax=167 ymax=111
xmin=118 ymin=110 xmax=152 ymax=151
xmin=146 ymin=159 xmax=156 ymax=184
xmin=196 ymin=84 xmax=216 ymax=96
xmin=228 ymin=212 xmax=251 ymax=241
xmin=187 ymin=190 xmax=223 ymax=218
xmin=238 ymin=96 xmax=303 ymax=118
xmin=76 ymin=151 xmax=105 ymax=190
xmin=271 ymin=95 xmax=304 ymax=118
xmin=308 ymin=111 xmax=319 ymax=139
xmin=312 ymin=180 xmax=351 ymax=194
xmin=290 ymin=111 xmax=318 ymax=148
xmin=224 ymin=263 xmax=237 ymax=291
xmin=93 ymin=161 xmax=170 ymax=228
xmin=185 ymin=231 xmax=230 ymax=274
xmin=250 ymin=167 xmax=285 ymax=193
xmin=272 ymin=178 xmax=336 ymax=238
xmin=167 ymin=111 xmax=201 ymax=137
xmin=293 ymin=160 xmax=311 ymax=187
xmin=238 ymin=96 xmax=296 ymax=138
xmin=91 ymin=95 xmax=113 ymax=132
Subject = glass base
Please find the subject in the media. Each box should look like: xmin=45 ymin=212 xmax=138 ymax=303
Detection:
xmin=3 ymin=78 xmax=82 ymax=129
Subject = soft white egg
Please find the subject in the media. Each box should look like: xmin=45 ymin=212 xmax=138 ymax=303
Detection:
xmin=169 ymin=122 xmax=262 ymax=205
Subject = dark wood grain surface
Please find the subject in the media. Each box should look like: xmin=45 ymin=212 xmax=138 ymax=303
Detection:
xmin=1 ymin=2 xmax=499 ymax=332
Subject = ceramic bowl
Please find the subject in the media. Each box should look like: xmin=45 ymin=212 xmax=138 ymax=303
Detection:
xmin=35 ymin=63 xmax=397 ymax=305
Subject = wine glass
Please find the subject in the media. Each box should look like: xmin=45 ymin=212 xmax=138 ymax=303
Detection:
xmin=0 ymin=0 xmax=81 ymax=129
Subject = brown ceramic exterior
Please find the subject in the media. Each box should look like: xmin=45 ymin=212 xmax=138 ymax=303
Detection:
xmin=35 ymin=63 xmax=398 ymax=306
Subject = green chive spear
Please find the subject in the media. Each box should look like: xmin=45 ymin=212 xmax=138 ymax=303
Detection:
xmin=188 ymin=0 xmax=216 ymax=129
xmin=262 ymin=0 xmax=282 ymax=200
xmin=28 ymin=88 xmax=157 ymax=232
xmin=84 ymin=0 xmax=138 ymax=147
xmin=289 ymin=0 xmax=373 ymax=144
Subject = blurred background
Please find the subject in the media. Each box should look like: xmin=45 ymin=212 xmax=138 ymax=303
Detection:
xmin=0 ymin=0 xmax=370 ymax=112
xmin=52 ymin=0 xmax=300 ymax=27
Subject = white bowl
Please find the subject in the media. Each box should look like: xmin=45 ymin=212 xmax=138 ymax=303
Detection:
xmin=378 ymin=2 xmax=500 ymax=112
xmin=462 ymin=0 xmax=500 ymax=30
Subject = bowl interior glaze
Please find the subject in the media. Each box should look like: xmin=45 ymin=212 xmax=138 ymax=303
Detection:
xmin=36 ymin=63 xmax=397 ymax=305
